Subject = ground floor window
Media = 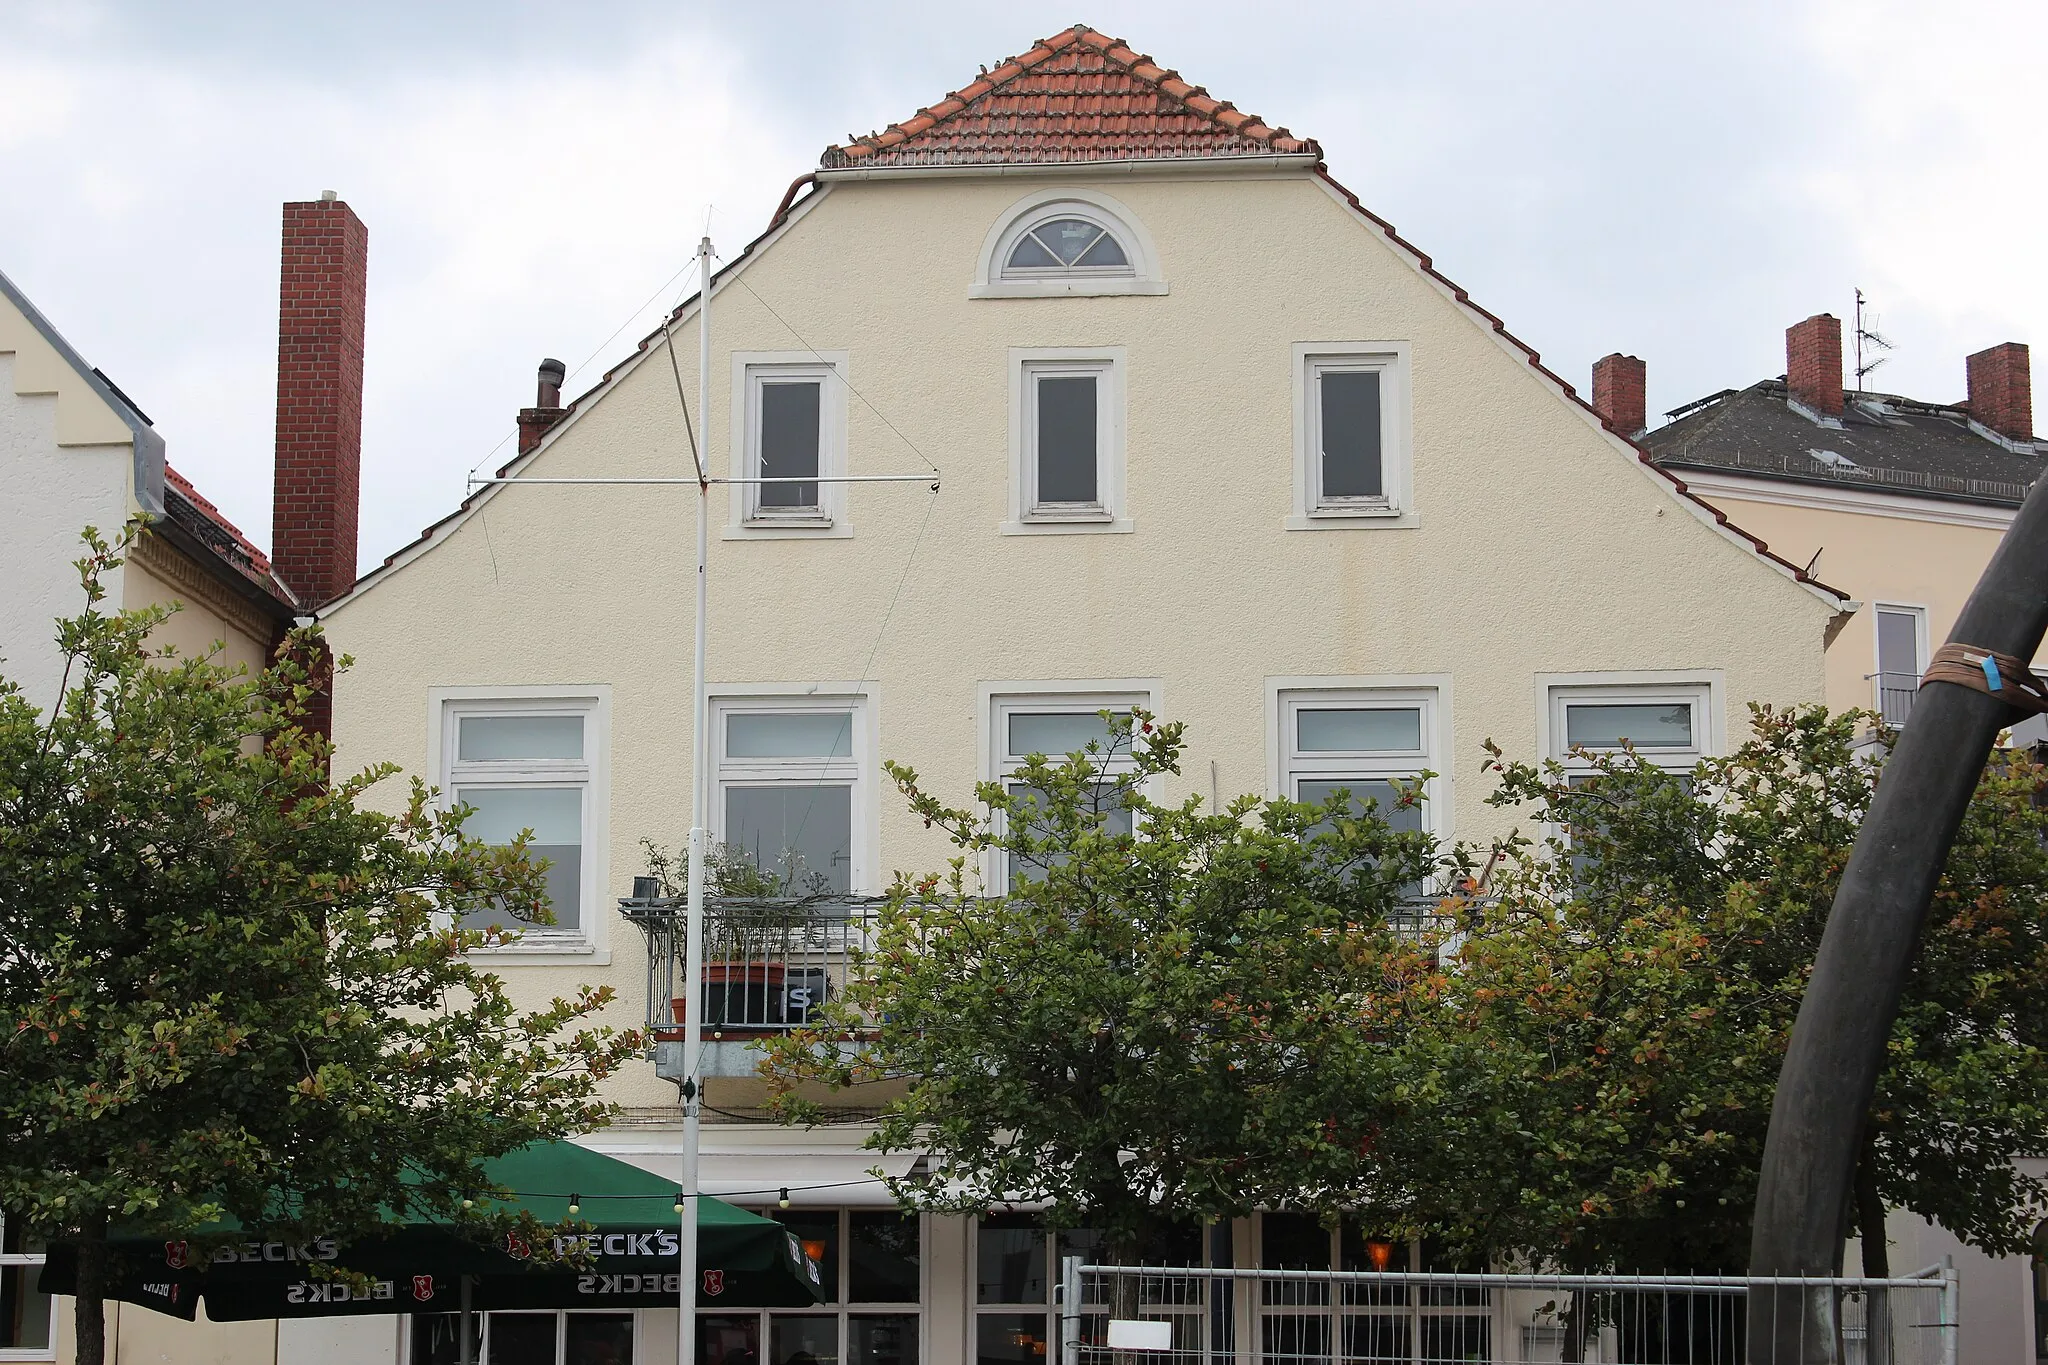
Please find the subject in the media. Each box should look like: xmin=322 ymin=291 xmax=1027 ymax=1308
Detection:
xmin=699 ymin=1208 xmax=920 ymax=1365
xmin=974 ymin=1212 xmax=1225 ymax=1365
xmin=411 ymin=1310 xmax=630 ymax=1365
xmin=0 ymin=1213 xmax=53 ymax=1357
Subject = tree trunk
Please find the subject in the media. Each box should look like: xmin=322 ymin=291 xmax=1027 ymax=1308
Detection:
xmin=1856 ymin=1149 xmax=1893 ymax=1365
xmin=72 ymin=1236 xmax=107 ymax=1365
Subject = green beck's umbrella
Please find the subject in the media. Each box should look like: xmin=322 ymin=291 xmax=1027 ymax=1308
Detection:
xmin=39 ymin=1141 xmax=825 ymax=1322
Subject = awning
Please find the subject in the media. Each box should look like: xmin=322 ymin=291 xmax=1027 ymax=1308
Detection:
xmin=38 ymin=1140 xmax=826 ymax=1321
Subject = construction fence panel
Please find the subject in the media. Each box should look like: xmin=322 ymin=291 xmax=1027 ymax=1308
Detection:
xmin=1059 ymin=1262 xmax=1957 ymax=1365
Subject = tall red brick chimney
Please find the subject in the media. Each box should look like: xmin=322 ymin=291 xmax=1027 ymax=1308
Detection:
xmin=272 ymin=193 xmax=367 ymax=611
xmin=1966 ymin=342 xmax=2032 ymax=443
xmin=1786 ymin=314 xmax=1844 ymax=416
xmin=1591 ymin=353 xmax=1647 ymax=437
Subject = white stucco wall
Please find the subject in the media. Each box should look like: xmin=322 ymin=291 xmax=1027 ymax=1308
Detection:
xmin=0 ymin=350 xmax=134 ymax=719
xmin=323 ymin=167 xmax=1840 ymax=1120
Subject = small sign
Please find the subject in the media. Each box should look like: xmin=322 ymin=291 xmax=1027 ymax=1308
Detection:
xmin=1107 ymin=1319 xmax=1174 ymax=1352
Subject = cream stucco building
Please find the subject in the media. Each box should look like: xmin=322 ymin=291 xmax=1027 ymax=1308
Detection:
xmin=293 ymin=25 xmax=1862 ymax=1365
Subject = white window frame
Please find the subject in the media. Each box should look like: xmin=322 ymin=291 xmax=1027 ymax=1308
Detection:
xmin=430 ymin=686 xmax=612 ymax=963
xmin=0 ymin=1212 xmax=55 ymax=1362
xmin=1870 ymin=601 xmax=1930 ymax=727
xmin=727 ymin=351 xmax=852 ymax=540
xmin=710 ymin=688 xmax=877 ymax=896
xmin=1538 ymin=672 xmax=1722 ymax=778
xmin=971 ymin=187 xmax=1166 ymax=299
xmin=1288 ymin=342 xmax=1415 ymax=530
xmin=981 ymin=682 xmax=1159 ymax=890
xmin=1005 ymin=348 xmax=1130 ymax=535
xmin=718 ymin=1207 xmax=927 ymax=1365
xmin=1268 ymin=678 xmax=1451 ymax=841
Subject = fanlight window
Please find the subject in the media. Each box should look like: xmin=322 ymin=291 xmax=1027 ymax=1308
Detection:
xmin=1005 ymin=216 xmax=1132 ymax=276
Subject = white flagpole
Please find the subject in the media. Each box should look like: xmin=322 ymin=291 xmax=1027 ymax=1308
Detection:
xmin=679 ymin=231 xmax=714 ymax=1365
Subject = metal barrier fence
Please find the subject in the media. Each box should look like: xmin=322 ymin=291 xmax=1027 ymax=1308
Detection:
xmin=1058 ymin=1261 xmax=1957 ymax=1365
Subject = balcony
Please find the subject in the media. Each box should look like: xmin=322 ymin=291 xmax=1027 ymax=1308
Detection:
xmin=1871 ymin=669 xmax=1919 ymax=728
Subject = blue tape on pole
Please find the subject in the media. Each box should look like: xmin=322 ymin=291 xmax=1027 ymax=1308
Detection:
xmin=1982 ymin=655 xmax=2004 ymax=691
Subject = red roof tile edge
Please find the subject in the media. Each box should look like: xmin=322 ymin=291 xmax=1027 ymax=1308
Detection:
xmin=163 ymin=463 xmax=296 ymax=606
xmin=821 ymin=25 xmax=1321 ymax=169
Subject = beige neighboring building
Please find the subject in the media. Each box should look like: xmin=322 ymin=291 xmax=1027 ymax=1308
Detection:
xmin=304 ymin=24 xmax=1852 ymax=1365
xmin=1606 ymin=319 xmax=2046 ymax=1365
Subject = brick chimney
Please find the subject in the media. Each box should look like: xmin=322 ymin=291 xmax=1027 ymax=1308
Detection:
xmin=1786 ymin=314 xmax=1844 ymax=416
xmin=272 ymin=193 xmax=367 ymax=612
xmin=1966 ymin=342 xmax=2032 ymax=443
xmin=517 ymin=358 xmax=568 ymax=455
xmin=1591 ymin=353 xmax=1647 ymax=437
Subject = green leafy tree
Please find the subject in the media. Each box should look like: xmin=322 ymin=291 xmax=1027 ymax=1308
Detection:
xmin=761 ymin=711 xmax=1448 ymax=1263
xmin=1391 ymin=705 xmax=2048 ymax=1286
xmin=0 ymin=531 xmax=641 ymax=1365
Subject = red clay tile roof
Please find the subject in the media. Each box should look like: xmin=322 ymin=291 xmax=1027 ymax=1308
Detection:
xmin=163 ymin=463 xmax=296 ymax=607
xmin=822 ymin=25 xmax=1319 ymax=170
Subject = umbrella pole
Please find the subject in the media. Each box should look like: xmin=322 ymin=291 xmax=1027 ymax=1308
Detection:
xmin=460 ymin=1273 xmax=474 ymax=1365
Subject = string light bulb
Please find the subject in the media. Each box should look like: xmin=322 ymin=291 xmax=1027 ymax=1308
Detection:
xmin=674 ymin=1192 xmax=687 ymax=1213
xmin=567 ymin=1194 xmax=581 ymax=1216
xmin=779 ymin=1187 xmax=790 ymax=1209
xmin=460 ymin=1198 xmax=474 ymax=1210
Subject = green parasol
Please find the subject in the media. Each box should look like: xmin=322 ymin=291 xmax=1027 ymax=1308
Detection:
xmin=38 ymin=1140 xmax=824 ymax=1321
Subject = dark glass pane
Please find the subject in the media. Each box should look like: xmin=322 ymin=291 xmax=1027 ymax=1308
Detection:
xmin=456 ymin=786 xmax=583 ymax=932
xmin=410 ymin=1313 xmax=482 ymax=1365
xmin=1319 ymin=369 xmax=1384 ymax=499
xmin=1035 ymin=376 xmax=1098 ymax=504
xmin=850 ymin=1211 xmax=921 ymax=1303
xmin=724 ymin=784 xmax=853 ymax=894
xmin=977 ymin=1311 xmax=1052 ymax=1365
xmin=1420 ymin=1314 xmax=1490 ymax=1362
xmin=1297 ymin=780 xmax=1424 ymax=836
xmin=1006 ymin=783 xmax=1135 ymax=889
xmin=1007 ymin=234 xmax=1062 ymax=270
xmin=1344 ymin=1311 xmax=1412 ymax=1364
xmin=488 ymin=1313 xmax=559 ymax=1365
xmin=775 ymin=1210 xmax=841 ymax=1303
xmin=1876 ymin=609 xmax=1920 ymax=675
xmin=702 ymin=1314 xmax=762 ymax=1365
xmin=978 ymin=1214 xmax=1047 ymax=1304
xmin=565 ymin=1312 xmax=637 ymax=1365
xmin=1074 ymin=234 xmax=1129 ymax=268
xmin=760 ymin=380 xmax=822 ymax=509
xmin=849 ymin=1314 xmax=918 ymax=1365
xmin=1261 ymin=1212 xmax=1331 ymax=1270
xmin=1262 ymin=1310 xmax=1331 ymax=1364
xmin=1564 ymin=703 xmax=1693 ymax=750
xmin=770 ymin=1313 xmax=840 ymax=1365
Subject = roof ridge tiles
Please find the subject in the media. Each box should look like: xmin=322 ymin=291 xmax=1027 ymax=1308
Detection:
xmin=820 ymin=24 xmax=1320 ymax=169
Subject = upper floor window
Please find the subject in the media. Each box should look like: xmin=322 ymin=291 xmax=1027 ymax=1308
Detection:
xmin=1548 ymin=682 xmax=1712 ymax=775
xmin=728 ymin=351 xmax=850 ymax=538
xmin=972 ymin=189 xmax=1166 ymax=299
xmin=1005 ymin=348 xmax=1129 ymax=534
xmin=1289 ymin=342 xmax=1414 ymax=529
xmin=987 ymin=690 xmax=1151 ymax=889
xmin=434 ymin=687 xmax=611 ymax=957
xmin=712 ymin=695 xmax=870 ymax=895
xmin=1872 ymin=603 xmax=1927 ymax=728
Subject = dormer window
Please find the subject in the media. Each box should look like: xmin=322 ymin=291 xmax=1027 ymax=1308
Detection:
xmin=1004 ymin=215 xmax=1131 ymax=276
xmin=973 ymin=189 xmax=1166 ymax=299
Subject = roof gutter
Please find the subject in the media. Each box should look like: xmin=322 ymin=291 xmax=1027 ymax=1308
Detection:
xmin=815 ymin=153 xmax=1320 ymax=182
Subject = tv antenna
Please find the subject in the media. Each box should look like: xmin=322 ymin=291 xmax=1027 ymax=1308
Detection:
xmin=1853 ymin=287 xmax=1893 ymax=393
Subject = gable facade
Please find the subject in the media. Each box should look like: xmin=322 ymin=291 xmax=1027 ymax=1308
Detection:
xmin=317 ymin=27 xmax=1846 ymax=1364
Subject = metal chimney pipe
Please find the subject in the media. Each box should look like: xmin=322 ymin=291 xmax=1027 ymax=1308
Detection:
xmin=537 ymin=357 xmax=566 ymax=409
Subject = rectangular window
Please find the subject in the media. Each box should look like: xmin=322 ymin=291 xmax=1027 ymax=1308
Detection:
xmin=973 ymin=1214 xmax=1222 ymax=1365
xmin=0 ymin=1214 xmax=52 ymax=1358
xmin=714 ymin=698 xmax=868 ymax=896
xmin=1007 ymin=350 xmax=1127 ymax=533
xmin=441 ymin=697 xmax=604 ymax=943
xmin=1549 ymin=684 xmax=1710 ymax=773
xmin=1291 ymin=343 xmax=1412 ymax=528
xmin=730 ymin=353 xmax=849 ymax=535
xmin=1874 ymin=605 xmax=1926 ymax=727
xmin=989 ymin=692 xmax=1147 ymax=889
xmin=675 ymin=1210 xmax=917 ymax=1365
xmin=1279 ymin=689 xmax=1437 ymax=839
xmin=411 ymin=1310 xmax=630 ymax=1365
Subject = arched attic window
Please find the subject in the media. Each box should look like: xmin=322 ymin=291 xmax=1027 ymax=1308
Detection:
xmin=972 ymin=190 xmax=1166 ymax=299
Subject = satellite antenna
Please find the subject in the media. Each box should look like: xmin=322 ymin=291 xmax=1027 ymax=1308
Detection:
xmin=1853 ymin=288 xmax=1893 ymax=393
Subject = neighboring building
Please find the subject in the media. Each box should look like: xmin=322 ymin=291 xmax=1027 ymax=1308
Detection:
xmin=318 ymin=25 xmax=1847 ymax=1365
xmin=1598 ymin=318 xmax=2041 ymax=734
xmin=1 ymin=201 xmax=361 ymax=1365
xmin=1604 ymin=319 xmax=2047 ymax=1365
xmin=0 ymin=269 xmax=297 ymax=721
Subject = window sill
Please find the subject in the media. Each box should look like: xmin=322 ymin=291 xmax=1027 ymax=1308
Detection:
xmin=467 ymin=938 xmax=609 ymax=967
xmin=971 ymin=280 xmax=1168 ymax=299
xmin=1001 ymin=517 xmax=1135 ymax=536
xmin=1286 ymin=508 xmax=1417 ymax=531
xmin=724 ymin=521 xmax=854 ymax=541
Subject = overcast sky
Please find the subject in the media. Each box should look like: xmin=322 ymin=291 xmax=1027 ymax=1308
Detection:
xmin=3 ymin=0 xmax=2041 ymax=573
